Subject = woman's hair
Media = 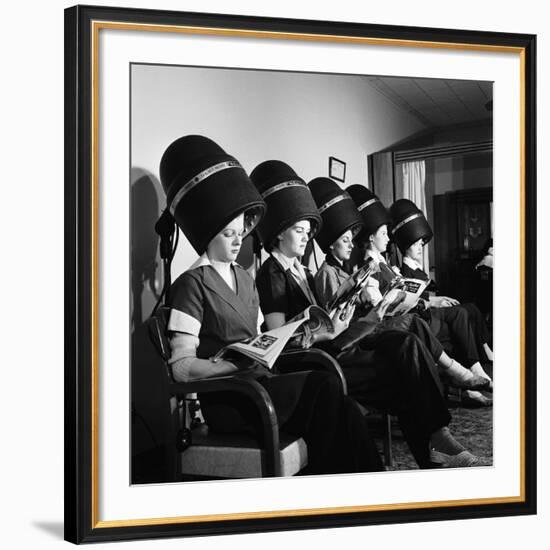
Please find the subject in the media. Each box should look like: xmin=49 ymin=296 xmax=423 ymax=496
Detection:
xmin=243 ymin=206 xmax=264 ymax=235
xmin=268 ymin=218 xmax=319 ymax=253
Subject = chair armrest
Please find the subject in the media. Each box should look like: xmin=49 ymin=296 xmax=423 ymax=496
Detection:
xmin=169 ymin=376 xmax=278 ymax=429
xmin=275 ymin=348 xmax=348 ymax=395
xmin=169 ymin=376 xmax=281 ymax=476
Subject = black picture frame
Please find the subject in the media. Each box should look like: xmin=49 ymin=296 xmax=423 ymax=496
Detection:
xmin=329 ymin=156 xmax=346 ymax=182
xmin=65 ymin=4 xmax=537 ymax=544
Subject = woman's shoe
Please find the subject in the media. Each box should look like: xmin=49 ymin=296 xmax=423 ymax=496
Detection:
xmin=461 ymin=390 xmax=493 ymax=407
xmin=470 ymin=363 xmax=493 ymax=392
xmin=442 ymin=373 xmax=491 ymax=391
xmin=430 ymin=450 xmax=479 ymax=468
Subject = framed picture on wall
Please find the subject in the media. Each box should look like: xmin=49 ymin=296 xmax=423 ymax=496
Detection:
xmin=65 ymin=4 xmax=537 ymax=544
xmin=329 ymin=156 xmax=346 ymax=182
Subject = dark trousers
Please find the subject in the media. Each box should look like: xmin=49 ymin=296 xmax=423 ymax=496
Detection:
xmin=459 ymin=302 xmax=492 ymax=361
xmin=379 ymin=313 xmax=445 ymax=363
xmin=201 ymin=369 xmax=383 ymax=475
xmin=282 ymin=371 xmax=383 ymax=474
xmin=430 ymin=306 xmax=480 ymax=367
xmin=333 ymin=329 xmax=452 ymax=468
xmin=409 ymin=313 xmax=463 ymax=367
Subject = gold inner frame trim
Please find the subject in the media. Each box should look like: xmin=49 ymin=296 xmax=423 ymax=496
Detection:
xmin=94 ymin=20 xmax=525 ymax=53
xmin=90 ymin=19 xmax=527 ymax=529
xmin=96 ymin=495 xmax=523 ymax=528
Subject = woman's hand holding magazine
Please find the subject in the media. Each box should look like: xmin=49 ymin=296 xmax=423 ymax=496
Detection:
xmin=327 ymin=303 xmax=356 ymax=339
xmin=359 ymin=296 xmax=399 ymax=324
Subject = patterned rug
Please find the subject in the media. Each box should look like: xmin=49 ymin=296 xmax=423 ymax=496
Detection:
xmin=371 ymin=396 xmax=494 ymax=470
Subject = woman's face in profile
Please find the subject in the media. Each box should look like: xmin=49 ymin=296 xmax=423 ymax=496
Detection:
xmin=369 ymin=224 xmax=389 ymax=253
xmin=330 ymin=229 xmax=354 ymax=262
xmin=207 ymin=213 xmax=245 ymax=263
xmin=406 ymin=238 xmax=423 ymax=263
xmin=277 ymin=219 xmax=311 ymax=258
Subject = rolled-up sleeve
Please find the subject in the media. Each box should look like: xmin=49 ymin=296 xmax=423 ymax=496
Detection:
xmin=168 ymin=272 xmax=203 ymax=336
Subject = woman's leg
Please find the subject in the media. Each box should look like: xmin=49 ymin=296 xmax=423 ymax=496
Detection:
xmin=333 ymin=396 xmax=385 ymax=473
xmin=374 ymin=331 xmax=456 ymax=467
xmin=280 ymin=370 xmax=383 ymax=474
xmin=375 ymin=313 xmax=488 ymax=391
xmin=378 ymin=332 xmax=480 ymax=464
xmin=435 ymin=306 xmax=480 ymax=367
xmin=408 ymin=314 xmax=444 ymax=362
xmin=339 ymin=330 xmax=456 ymax=468
xmin=405 ymin=315 xmax=490 ymax=391
xmin=199 ymin=369 xmax=308 ymax=435
xmin=460 ymin=302 xmax=493 ymax=362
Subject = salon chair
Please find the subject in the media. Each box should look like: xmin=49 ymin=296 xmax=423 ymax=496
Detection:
xmin=147 ymin=307 xmax=347 ymax=480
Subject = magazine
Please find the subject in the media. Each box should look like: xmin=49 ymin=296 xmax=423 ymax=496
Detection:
xmin=212 ymin=305 xmax=335 ymax=369
xmin=326 ymin=257 xmax=376 ymax=317
xmin=375 ymin=275 xmax=430 ymax=318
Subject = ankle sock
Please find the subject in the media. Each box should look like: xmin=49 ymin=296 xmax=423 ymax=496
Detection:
xmin=443 ymin=359 xmax=473 ymax=383
xmin=470 ymin=362 xmax=492 ymax=381
xmin=483 ymin=343 xmax=494 ymax=362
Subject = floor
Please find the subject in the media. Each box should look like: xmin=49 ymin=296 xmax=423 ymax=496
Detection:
xmin=374 ymin=394 xmax=494 ymax=470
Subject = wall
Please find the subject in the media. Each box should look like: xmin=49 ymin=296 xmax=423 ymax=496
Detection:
xmin=427 ymin=153 xmax=493 ymax=195
xmin=426 ymin=122 xmax=493 ymax=197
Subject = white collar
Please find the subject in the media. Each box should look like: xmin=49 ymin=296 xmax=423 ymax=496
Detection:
xmin=402 ymin=255 xmax=423 ymax=270
xmin=365 ymin=248 xmax=387 ymax=265
xmin=187 ymin=253 xmax=237 ymax=272
xmin=271 ymin=249 xmax=317 ymax=305
xmin=271 ymin=249 xmax=303 ymax=273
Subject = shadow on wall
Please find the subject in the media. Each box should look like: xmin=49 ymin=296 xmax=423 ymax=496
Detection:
xmin=130 ymin=168 xmax=173 ymax=483
xmin=131 ymin=168 xmax=162 ymax=329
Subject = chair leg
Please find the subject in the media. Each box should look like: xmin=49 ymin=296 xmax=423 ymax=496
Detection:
xmin=443 ymin=383 xmax=462 ymax=403
xmin=383 ymin=411 xmax=393 ymax=468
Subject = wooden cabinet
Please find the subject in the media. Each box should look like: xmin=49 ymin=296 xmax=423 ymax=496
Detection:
xmin=433 ymin=188 xmax=492 ymax=303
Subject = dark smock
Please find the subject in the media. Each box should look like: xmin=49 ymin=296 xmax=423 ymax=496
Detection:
xmin=318 ymin=254 xmax=446 ymax=363
xmin=256 ymin=255 xmax=452 ymax=468
xmin=168 ymin=262 xmax=382 ymax=474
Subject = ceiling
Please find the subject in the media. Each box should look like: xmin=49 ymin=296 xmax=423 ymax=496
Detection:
xmin=365 ymin=76 xmax=493 ymax=128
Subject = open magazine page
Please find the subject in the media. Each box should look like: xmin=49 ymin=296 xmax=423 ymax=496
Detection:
xmin=326 ymin=257 xmax=376 ymax=313
xmin=376 ymin=277 xmax=430 ymax=318
xmin=212 ymin=306 xmax=334 ymax=369
xmin=287 ymin=305 xmax=335 ymax=349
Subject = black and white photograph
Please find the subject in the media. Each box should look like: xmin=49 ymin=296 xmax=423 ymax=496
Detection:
xmin=59 ymin=3 xmax=538 ymax=544
xmin=130 ymin=64 xmax=496 ymax=483
xmin=3 ymin=0 xmax=547 ymax=545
